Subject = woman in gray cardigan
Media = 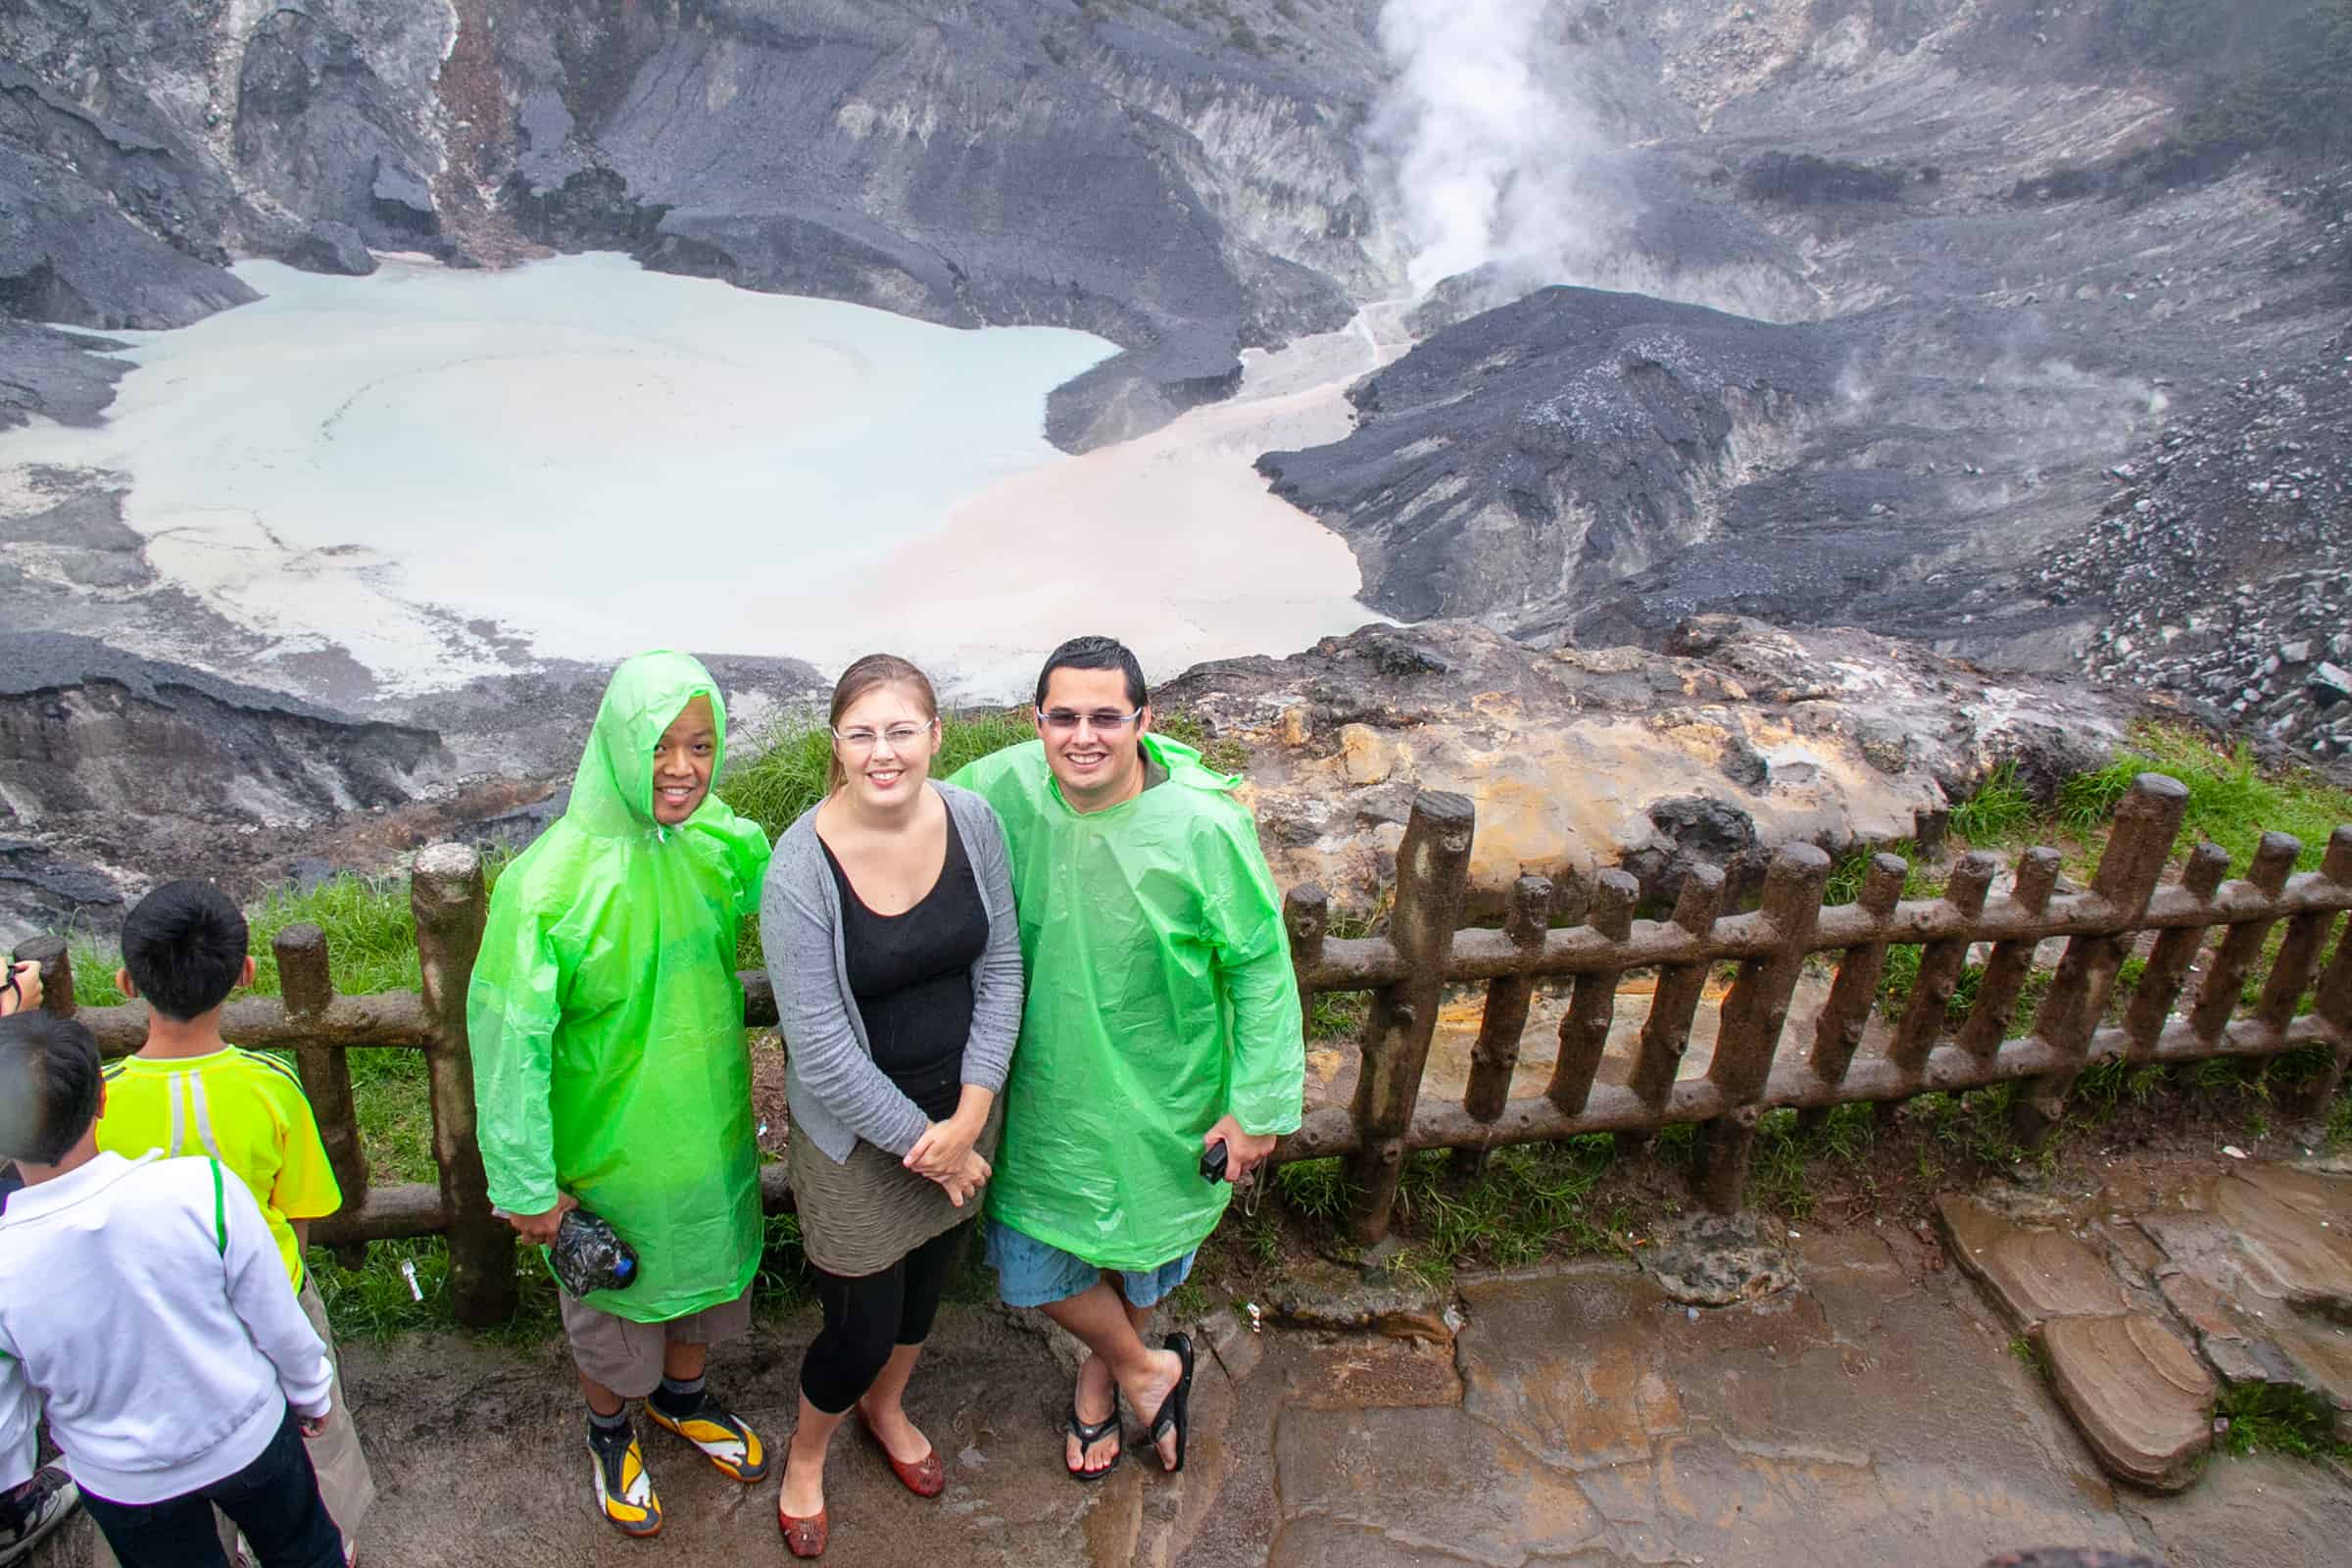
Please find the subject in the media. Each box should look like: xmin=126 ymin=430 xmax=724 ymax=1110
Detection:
xmin=761 ymin=654 xmax=1023 ymax=1557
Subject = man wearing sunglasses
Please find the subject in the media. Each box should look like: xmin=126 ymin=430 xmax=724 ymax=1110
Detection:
xmin=953 ymin=635 xmax=1304 ymax=1483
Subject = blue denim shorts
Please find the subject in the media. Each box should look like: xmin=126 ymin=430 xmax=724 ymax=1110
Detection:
xmin=984 ymin=1219 xmax=1198 ymax=1310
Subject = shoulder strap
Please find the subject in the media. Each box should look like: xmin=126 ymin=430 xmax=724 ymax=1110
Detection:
xmin=210 ymin=1157 xmax=227 ymax=1256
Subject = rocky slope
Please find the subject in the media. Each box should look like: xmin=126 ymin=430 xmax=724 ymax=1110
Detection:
xmin=1258 ymin=0 xmax=2351 ymax=669
xmin=2035 ymin=320 xmax=2352 ymax=760
xmin=0 ymin=0 xmax=1400 ymax=449
xmin=1258 ymin=286 xmax=1838 ymax=624
xmin=1162 ymin=615 xmax=2132 ymax=915
xmin=0 ymin=632 xmax=452 ymax=943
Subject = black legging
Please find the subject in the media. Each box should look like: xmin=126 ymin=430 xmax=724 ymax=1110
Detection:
xmin=801 ymin=1223 xmax=966 ymax=1414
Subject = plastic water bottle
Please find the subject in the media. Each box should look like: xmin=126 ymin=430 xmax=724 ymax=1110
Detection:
xmin=552 ymin=1206 xmax=639 ymax=1297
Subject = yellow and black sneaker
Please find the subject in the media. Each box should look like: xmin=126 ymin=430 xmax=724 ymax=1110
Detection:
xmin=587 ymin=1421 xmax=662 ymax=1539
xmin=646 ymin=1391 xmax=771 ymax=1484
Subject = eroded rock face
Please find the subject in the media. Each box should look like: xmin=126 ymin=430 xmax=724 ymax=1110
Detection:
xmin=0 ymin=632 xmax=453 ymax=944
xmin=1257 ymin=286 xmax=1838 ymax=623
xmin=1159 ymin=615 xmax=2130 ymax=913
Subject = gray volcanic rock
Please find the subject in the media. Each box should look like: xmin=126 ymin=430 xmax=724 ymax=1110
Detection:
xmin=1258 ymin=287 xmax=1839 ymax=623
xmin=0 ymin=322 xmax=133 ymax=431
xmin=1158 ymin=616 xmax=2130 ymax=914
xmin=231 ymin=5 xmax=451 ymax=255
xmin=0 ymin=64 xmax=258 ymax=329
xmin=2035 ymin=330 xmax=2352 ymax=761
xmin=0 ymin=632 xmax=456 ymax=944
xmin=493 ymin=0 xmax=1382 ymax=449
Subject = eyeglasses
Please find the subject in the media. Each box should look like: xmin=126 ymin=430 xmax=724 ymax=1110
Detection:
xmin=832 ymin=721 xmax=935 ymax=753
xmin=1039 ymin=708 xmax=1144 ymax=734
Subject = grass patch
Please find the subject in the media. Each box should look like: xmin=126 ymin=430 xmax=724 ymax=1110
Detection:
xmin=1383 ymin=1139 xmax=1626 ymax=1288
xmin=2214 ymin=1381 xmax=2352 ymax=1462
xmin=309 ymin=1236 xmax=562 ymax=1346
xmin=2071 ymin=723 xmax=2352 ymax=874
xmin=1950 ymin=761 xmax=2036 ymax=846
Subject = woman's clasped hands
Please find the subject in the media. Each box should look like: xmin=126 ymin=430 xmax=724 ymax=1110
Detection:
xmin=904 ymin=1109 xmax=992 ymax=1208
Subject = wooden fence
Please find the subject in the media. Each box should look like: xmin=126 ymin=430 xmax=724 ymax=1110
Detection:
xmin=13 ymin=775 xmax=2351 ymax=1323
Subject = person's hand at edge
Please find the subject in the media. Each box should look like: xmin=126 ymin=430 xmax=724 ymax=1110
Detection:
xmin=298 ymin=1404 xmax=332 ymax=1439
xmin=503 ymin=1192 xmax=577 ymax=1246
xmin=1203 ymin=1115 xmax=1278 ymax=1186
xmin=0 ymin=960 xmax=40 ymax=1017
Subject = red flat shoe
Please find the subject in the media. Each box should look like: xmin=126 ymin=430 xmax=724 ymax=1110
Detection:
xmin=778 ymin=1454 xmax=829 ymax=1557
xmin=778 ymin=1500 xmax=829 ymax=1558
xmin=861 ymin=1415 xmax=945 ymax=1497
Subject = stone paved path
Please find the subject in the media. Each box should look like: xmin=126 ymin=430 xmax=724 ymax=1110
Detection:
xmin=28 ymin=1189 xmax=2352 ymax=1566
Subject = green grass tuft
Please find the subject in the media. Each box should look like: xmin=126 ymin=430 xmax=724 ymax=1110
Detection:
xmin=1951 ymin=761 xmax=2036 ymax=846
xmin=2214 ymin=1381 xmax=2352 ymax=1462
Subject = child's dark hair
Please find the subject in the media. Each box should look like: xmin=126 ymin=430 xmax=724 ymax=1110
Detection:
xmin=1034 ymin=635 xmax=1149 ymax=710
xmin=0 ymin=1012 xmax=104 ymax=1165
xmin=122 ymin=878 xmax=250 ymax=1021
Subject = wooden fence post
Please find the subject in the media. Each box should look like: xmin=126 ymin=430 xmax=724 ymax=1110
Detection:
xmin=2013 ymin=774 xmax=2187 ymax=1151
xmin=1696 ymin=844 xmax=1830 ymax=1211
xmin=2270 ymin=828 xmax=2352 ymax=1115
xmin=1455 ymin=875 xmax=1551 ymax=1173
xmin=2300 ymin=853 xmax=2352 ymax=1113
xmin=1545 ymin=869 xmax=1638 ymax=1117
xmin=10 ymin=934 xmax=74 ymax=1019
xmin=2186 ymin=832 xmax=2301 ymax=1048
xmin=411 ymin=844 xmax=515 ymax=1326
xmin=1889 ymin=852 xmax=1999 ymax=1082
xmin=1953 ymin=848 xmax=2062 ymax=1059
xmin=2122 ymin=841 xmax=2232 ymax=1060
xmin=277 ymin=924 xmax=371 ymax=1271
xmin=1284 ymin=884 xmax=1328 ymax=1046
xmin=1798 ymin=853 xmax=1908 ymax=1137
xmin=1345 ymin=792 xmax=1475 ymax=1247
xmin=1625 ymin=865 xmax=1726 ymax=1107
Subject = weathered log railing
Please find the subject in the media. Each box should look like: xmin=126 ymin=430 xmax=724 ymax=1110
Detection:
xmin=1284 ymin=774 xmax=2352 ymax=1241
xmin=13 ymin=775 xmax=2351 ymax=1319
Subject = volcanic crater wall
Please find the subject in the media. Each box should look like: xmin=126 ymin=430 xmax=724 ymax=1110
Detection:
xmin=0 ymin=0 xmax=1401 ymax=449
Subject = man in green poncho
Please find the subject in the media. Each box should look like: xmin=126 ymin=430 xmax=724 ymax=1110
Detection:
xmin=953 ymin=635 xmax=1304 ymax=1481
xmin=468 ymin=651 xmax=773 ymax=1540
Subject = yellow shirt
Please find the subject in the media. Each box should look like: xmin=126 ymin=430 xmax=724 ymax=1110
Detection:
xmin=96 ymin=1047 xmax=342 ymax=1290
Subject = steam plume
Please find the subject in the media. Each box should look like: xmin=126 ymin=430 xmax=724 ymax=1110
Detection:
xmin=1374 ymin=0 xmax=1611 ymax=296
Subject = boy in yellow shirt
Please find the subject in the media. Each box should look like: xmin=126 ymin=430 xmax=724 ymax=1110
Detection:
xmin=98 ymin=880 xmax=375 ymax=1563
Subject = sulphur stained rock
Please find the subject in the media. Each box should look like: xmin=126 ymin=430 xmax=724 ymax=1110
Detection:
xmin=1163 ymin=615 xmax=2130 ymax=915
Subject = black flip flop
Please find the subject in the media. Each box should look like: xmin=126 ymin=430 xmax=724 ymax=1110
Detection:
xmin=1142 ymin=1331 xmax=1196 ymax=1474
xmin=1065 ymin=1400 xmax=1123 ymax=1482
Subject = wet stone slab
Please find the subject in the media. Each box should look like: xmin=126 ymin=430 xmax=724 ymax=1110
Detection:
xmin=2040 ymin=1314 xmax=2216 ymax=1493
xmin=1937 ymin=1194 xmax=2132 ymax=1330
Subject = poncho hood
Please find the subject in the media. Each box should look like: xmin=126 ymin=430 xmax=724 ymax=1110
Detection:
xmin=564 ymin=649 xmax=736 ymax=839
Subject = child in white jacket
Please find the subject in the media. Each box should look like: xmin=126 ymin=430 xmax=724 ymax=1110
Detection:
xmin=0 ymin=1011 xmax=344 ymax=1568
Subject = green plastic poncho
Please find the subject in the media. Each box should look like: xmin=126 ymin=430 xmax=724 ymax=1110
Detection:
xmin=468 ymin=651 xmax=772 ymax=1323
xmin=951 ymin=732 xmax=1304 ymax=1271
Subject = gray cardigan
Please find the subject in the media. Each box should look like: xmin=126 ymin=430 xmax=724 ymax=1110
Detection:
xmin=760 ymin=782 xmax=1024 ymax=1164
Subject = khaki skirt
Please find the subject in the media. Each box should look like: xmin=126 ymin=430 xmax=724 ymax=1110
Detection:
xmin=787 ymin=1101 xmax=1004 ymax=1278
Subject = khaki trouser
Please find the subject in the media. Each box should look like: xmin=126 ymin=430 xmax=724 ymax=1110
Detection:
xmin=89 ymin=1278 xmax=375 ymax=1565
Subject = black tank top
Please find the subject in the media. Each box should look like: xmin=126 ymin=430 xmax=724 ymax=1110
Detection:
xmin=818 ymin=815 xmax=988 ymax=1123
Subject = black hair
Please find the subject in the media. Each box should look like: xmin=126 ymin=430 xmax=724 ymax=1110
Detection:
xmin=0 ymin=1012 xmax=104 ymax=1165
xmin=1034 ymin=635 xmax=1149 ymax=710
xmin=122 ymin=878 xmax=250 ymax=1021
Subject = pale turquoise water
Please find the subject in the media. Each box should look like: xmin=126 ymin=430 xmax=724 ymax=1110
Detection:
xmin=2 ymin=251 xmax=1373 ymax=697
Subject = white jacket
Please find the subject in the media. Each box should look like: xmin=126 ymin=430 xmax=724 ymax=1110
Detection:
xmin=0 ymin=1151 xmax=333 ymax=1505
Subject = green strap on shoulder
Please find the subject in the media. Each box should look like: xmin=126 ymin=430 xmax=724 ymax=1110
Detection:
xmin=211 ymin=1158 xmax=227 ymax=1256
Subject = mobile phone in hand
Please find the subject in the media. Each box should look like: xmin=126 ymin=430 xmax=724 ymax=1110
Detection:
xmin=1199 ymin=1139 xmax=1229 ymax=1184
